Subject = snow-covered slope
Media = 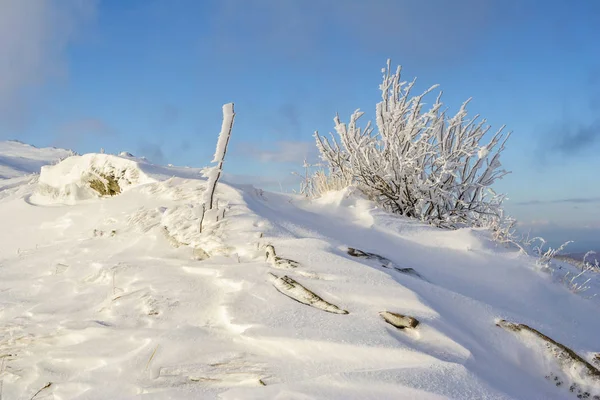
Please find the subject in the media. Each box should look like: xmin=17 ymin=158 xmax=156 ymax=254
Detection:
xmin=0 ymin=150 xmax=599 ymax=399
xmin=0 ymin=141 xmax=73 ymax=180
xmin=0 ymin=141 xmax=75 ymax=203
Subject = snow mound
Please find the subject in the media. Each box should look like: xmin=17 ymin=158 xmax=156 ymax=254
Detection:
xmin=313 ymin=188 xmax=497 ymax=253
xmin=33 ymin=153 xmax=157 ymax=204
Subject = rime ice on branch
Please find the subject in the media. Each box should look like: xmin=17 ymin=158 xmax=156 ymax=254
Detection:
xmin=314 ymin=60 xmax=511 ymax=229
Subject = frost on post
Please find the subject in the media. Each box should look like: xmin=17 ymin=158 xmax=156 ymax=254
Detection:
xmin=200 ymin=103 xmax=235 ymax=232
xmin=314 ymin=60 xmax=511 ymax=229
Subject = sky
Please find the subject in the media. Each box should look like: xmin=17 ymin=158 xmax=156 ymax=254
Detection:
xmin=1 ymin=0 xmax=599 ymax=251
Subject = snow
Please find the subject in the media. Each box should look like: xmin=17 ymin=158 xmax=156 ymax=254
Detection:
xmin=0 ymin=141 xmax=599 ymax=399
xmin=211 ymin=103 xmax=235 ymax=164
xmin=0 ymin=141 xmax=73 ymax=181
xmin=478 ymin=145 xmax=490 ymax=159
xmin=33 ymin=153 xmax=157 ymax=205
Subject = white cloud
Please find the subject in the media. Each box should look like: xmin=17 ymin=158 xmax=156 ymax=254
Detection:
xmin=209 ymin=0 xmax=520 ymax=62
xmin=53 ymin=117 xmax=116 ymax=147
xmin=238 ymin=140 xmax=318 ymax=164
xmin=223 ymin=172 xmax=300 ymax=189
xmin=0 ymin=0 xmax=97 ymax=129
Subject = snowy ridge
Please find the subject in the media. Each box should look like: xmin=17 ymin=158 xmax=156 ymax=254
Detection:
xmin=0 ymin=149 xmax=599 ymax=399
xmin=0 ymin=141 xmax=73 ymax=180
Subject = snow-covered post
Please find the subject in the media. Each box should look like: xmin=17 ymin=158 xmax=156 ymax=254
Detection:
xmin=200 ymin=103 xmax=235 ymax=232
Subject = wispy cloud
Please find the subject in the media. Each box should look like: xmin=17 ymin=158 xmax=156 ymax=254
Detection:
xmin=237 ymin=140 xmax=318 ymax=164
xmin=209 ymin=0 xmax=522 ymax=63
xmin=0 ymin=0 xmax=97 ymax=131
xmin=54 ymin=117 xmax=116 ymax=147
xmin=538 ymin=68 xmax=600 ymax=158
xmin=223 ymin=172 xmax=299 ymax=189
xmin=138 ymin=141 xmax=165 ymax=165
xmin=516 ymin=197 xmax=600 ymax=206
xmin=278 ymin=103 xmax=301 ymax=136
xmin=539 ymin=118 xmax=600 ymax=157
xmin=179 ymin=139 xmax=191 ymax=153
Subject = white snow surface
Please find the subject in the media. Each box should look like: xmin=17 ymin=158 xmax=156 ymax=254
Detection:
xmin=0 ymin=145 xmax=599 ymax=399
xmin=0 ymin=141 xmax=73 ymax=181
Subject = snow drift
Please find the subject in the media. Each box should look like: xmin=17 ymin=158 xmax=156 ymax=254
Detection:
xmin=0 ymin=141 xmax=599 ymax=399
xmin=34 ymin=153 xmax=157 ymax=204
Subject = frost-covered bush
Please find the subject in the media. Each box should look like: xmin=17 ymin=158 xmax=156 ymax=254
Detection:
xmin=530 ymin=238 xmax=573 ymax=268
xmin=314 ymin=60 xmax=511 ymax=228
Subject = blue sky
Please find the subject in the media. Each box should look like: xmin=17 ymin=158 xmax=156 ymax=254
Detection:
xmin=1 ymin=0 xmax=599 ymax=251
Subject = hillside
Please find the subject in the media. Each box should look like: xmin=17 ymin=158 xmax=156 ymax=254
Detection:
xmin=0 ymin=144 xmax=599 ymax=399
xmin=0 ymin=141 xmax=73 ymax=180
xmin=560 ymin=252 xmax=600 ymax=267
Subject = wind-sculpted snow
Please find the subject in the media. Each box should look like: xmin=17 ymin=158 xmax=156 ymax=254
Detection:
xmin=0 ymin=150 xmax=599 ymax=398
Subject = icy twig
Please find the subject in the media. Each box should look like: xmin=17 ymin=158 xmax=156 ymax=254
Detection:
xmin=145 ymin=344 xmax=160 ymax=372
xmin=30 ymin=382 xmax=52 ymax=400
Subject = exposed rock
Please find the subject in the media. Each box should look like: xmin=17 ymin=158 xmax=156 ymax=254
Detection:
xmin=192 ymin=247 xmax=210 ymax=261
xmin=497 ymin=320 xmax=600 ymax=385
xmin=347 ymin=247 xmax=379 ymax=260
xmin=265 ymin=245 xmax=277 ymax=263
xmin=347 ymin=247 xmax=425 ymax=280
xmin=268 ymin=273 xmax=348 ymax=314
xmin=380 ymin=311 xmax=419 ymax=329
xmin=265 ymin=245 xmax=300 ymax=269
xmin=394 ymin=267 xmax=424 ymax=279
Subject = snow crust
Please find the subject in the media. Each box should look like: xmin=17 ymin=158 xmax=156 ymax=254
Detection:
xmin=0 ymin=143 xmax=599 ymax=399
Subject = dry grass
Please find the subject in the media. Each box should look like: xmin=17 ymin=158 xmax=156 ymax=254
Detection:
xmin=89 ymin=172 xmax=121 ymax=196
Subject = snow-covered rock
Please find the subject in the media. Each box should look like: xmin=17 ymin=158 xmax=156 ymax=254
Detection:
xmin=34 ymin=153 xmax=157 ymax=204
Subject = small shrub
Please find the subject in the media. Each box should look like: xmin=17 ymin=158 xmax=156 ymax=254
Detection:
xmin=89 ymin=172 xmax=121 ymax=196
xmin=314 ymin=60 xmax=511 ymax=229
